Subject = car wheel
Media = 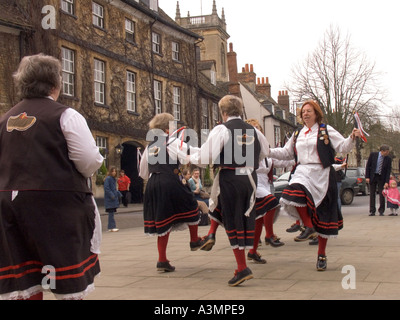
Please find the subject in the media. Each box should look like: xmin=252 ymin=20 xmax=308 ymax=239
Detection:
xmin=341 ymin=189 xmax=354 ymax=205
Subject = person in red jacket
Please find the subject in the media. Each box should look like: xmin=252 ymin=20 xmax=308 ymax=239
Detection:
xmin=117 ymin=170 xmax=131 ymax=207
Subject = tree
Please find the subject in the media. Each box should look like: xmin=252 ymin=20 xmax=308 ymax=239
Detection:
xmin=288 ymin=25 xmax=386 ymax=137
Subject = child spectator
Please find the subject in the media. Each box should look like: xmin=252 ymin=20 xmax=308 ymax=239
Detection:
xmin=383 ymin=178 xmax=400 ymax=216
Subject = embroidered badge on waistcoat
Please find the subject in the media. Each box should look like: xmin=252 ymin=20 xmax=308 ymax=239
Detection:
xmin=148 ymin=146 xmax=161 ymax=157
xmin=6 ymin=112 xmax=37 ymax=132
xmin=319 ymin=124 xmax=330 ymax=145
xmin=236 ymin=133 xmax=255 ymax=146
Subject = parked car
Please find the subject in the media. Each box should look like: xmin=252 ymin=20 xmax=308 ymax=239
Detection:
xmin=345 ymin=167 xmax=369 ymax=195
xmin=273 ymin=171 xmax=291 ymax=201
xmin=273 ymin=170 xmax=360 ymax=205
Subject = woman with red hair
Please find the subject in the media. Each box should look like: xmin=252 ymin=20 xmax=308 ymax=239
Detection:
xmin=269 ymin=100 xmax=361 ymax=270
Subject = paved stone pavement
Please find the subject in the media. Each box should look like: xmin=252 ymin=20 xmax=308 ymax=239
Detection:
xmin=45 ymin=196 xmax=400 ymax=301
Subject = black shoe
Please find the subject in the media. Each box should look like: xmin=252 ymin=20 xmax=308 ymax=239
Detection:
xmin=379 ymin=213 xmax=384 ymax=216
xmin=369 ymin=212 xmax=375 ymax=216
xmin=316 ymin=255 xmax=327 ymax=271
xmin=228 ymin=267 xmax=253 ymax=287
xmin=200 ymin=233 xmax=216 ymax=251
xmin=247 ymin=252 xmax=267 ymax=264
xmin=156 ymin=261 xmax=175 ymax=272
xmin=286 ymin=223 xmax=301 ymax=233
xmin=309 ymin=236 xmax=318 ymax=245
xmin=265 ymin=236 xmax=285 ymax=247
xmin=294 ymin=226 xmax=316 ymax=242
xmin=190 ymin=237 xmax=207 ymax=251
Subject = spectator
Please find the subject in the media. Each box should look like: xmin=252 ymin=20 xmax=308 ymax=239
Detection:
xmin=104 ymin=167 xmax=121 ymax=232
xmin=366 ymin=145 xmax=392 ymax=216
xmin=117 ymin=170 xmax=131 ymax=207
xmin=188 ymin=167 xmax=209 ymax=207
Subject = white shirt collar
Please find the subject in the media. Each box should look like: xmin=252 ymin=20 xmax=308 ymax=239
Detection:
xmin=303 ymin=123 xmax=319 ymax=132
xmin=226 ymin=116 xmax=242 ymax=122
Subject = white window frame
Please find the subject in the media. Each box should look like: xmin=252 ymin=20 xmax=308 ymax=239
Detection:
xmin=210 ymin=70 xmax=216 ymax=86
xmin=212 ymin=102 xmax=219 ymax=125
xmin=92 ymin=2 xmax=104 ymax=29
xmin=96 ymin=136 xmax=108 ymax=170
xmin=61 ymin=0 xmax=74 ymax=15
xmin=172 ymin=41 xmax=180 ymax=61
xmin=154 ymin=80 xmax=162 ymax=114
xmin=152 ymin=32 xmax=161 ymax=54
xmin=149 ymin=0 xmax=158 ymax=11
xmin=173 ymin=86 xmax=181 ymax=121
xmin=125 ymin=18 xmax=135 ymax=43
xmin=126 ymin=71 xmax=136 ymax=112
xmin=61 ymin=47 xmax=75 ymax=97
xmin=94 ymin=58 xmax=105 ymax=104
xmin=274 ymin=126 xmax=281 ymax=147
xmin=201 ymin=98 xmax=209 ymax=130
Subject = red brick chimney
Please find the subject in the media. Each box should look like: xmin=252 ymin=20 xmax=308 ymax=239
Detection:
xmin=227 ymin=42 xmax=238 ymax=83
xmin=226 ymin=42 xmax=240 ymax=96
xmin=238 ymin=63 xmax=256 ymax=91
xmin=278 ymin=90 xmax=290 ymax=113
xmin=256 ymin=77 xmax=271 ymax=98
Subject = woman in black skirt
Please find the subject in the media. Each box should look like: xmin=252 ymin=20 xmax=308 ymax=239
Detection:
xmin=139 ymin=113 xmax=206 ymax=272
xmin=269 ymin=100 xmax=361 ymax=271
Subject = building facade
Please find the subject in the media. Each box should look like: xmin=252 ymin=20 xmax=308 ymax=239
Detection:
xmin=0 ymin=0 xmax=208 ymax=200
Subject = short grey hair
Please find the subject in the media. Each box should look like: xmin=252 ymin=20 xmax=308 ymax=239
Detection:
xmin=219 ymin=95 xmax=244 ymax=117
xmin=13 ymin=53 xmax=62 ymax=99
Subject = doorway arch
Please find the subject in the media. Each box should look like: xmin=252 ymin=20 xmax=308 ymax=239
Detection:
xmin=120 ymin=141 xmax=145 ymax=203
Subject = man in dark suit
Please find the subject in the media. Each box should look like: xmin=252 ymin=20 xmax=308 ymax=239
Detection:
xmin=365 ymin=145 xmax=392 ymax=216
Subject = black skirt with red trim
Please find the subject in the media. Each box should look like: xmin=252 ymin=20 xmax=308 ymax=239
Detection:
xmin=281 ymin=167 xmax=343 ymax=237
xmin=209 ymin=169 xmax=257 ymax=249
xmin=255 ymin=194 xmax=280 ymax=219
xmin=143 ymin=172 xmax=200 ymax=236
xmin=0 ymin=191 xmax=100 ymax=299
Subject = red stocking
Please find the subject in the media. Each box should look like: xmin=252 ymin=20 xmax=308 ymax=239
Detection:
xmin=188 ymin=224 xmax=199 ymax=242
xmin=232 ymin=248 xmax=247 ymax=272
xmin=207 ymin=219 xmax=219 ymax=235
xmin=318 ymin=236 xmax=328 ymax=256
xmin=296 ymin=206 xmax=313 ymax=228
xmin=263 ymin=209 xmax=275 ymax=238
xmin=249 ymin=218 xmax=263 ymax=254
xmin=157 ymin=233 xmax=170 ymax=262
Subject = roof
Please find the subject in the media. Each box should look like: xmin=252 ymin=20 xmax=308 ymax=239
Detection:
xmin=121 ymin=0 xmax=202 ymax=40
xmin=197 ymin=60 xmax=216 ymax=71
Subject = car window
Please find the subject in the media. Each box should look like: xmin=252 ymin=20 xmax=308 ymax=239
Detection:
xmin=346 ymin=170 xmax=356 ymax=177
xmin=277 ymin=171 xmax=291 ymax=181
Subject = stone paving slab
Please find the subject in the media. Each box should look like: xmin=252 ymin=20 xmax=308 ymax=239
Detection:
xmin=44 ymin=197 xmax=400 ymax=301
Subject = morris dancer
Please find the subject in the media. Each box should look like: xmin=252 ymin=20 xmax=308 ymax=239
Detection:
xmin=245 ymin=119 xmax=295 ymax=264
xmin=269 ymin=100 xmax=361 ymax=271
xmin=139 ymin=113 xmax=206 ymax=273
xmin=188 ymin=95 xmax=270 ymax=286
xmin=0 ymin=54 xmax=103 ymax=300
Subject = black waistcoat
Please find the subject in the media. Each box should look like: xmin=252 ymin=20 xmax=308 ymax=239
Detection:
xmin=217 ymin=119 xmax=261 ymax=170
xmin=293 ymin=123 xmax=335 ymax=168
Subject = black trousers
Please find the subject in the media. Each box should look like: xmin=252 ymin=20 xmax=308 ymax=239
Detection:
xmin=369 ymin=174 xmax=386 ymax=214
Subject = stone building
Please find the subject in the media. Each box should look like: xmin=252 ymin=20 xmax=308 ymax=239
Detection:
xmin=0 ymin=0 xmax=212 ymax=201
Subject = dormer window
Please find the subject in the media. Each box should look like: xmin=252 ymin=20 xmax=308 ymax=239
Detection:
xmin=149 ymin=0 xmax=158 ymax=11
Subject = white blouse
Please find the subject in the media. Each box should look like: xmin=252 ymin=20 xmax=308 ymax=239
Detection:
xmin=269 ymin=123 xmax=355 ymax=207
xmin=256 ymin=158 xmax=295 ymax=198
